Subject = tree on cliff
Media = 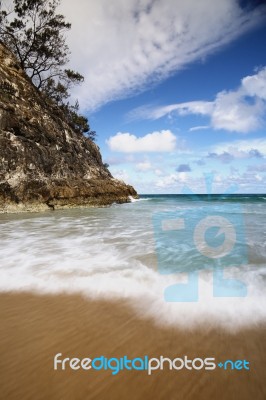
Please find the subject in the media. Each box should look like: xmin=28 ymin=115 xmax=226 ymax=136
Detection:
xmin=0 ymin=0 xmax=95 ymax=140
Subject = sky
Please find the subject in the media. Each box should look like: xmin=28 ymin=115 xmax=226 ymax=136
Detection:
xmin=60 ymin=0 xmax=266 ymax=194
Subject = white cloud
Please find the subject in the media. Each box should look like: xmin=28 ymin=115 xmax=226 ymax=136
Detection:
xmin=247 ymin=164 xmax=266 ymax=172
xmin=156 ymin=173 xmax=179 ymax=188
xmin=155 ymin=169 xmax=164 ymax=176
xmin=129 ymin=101 xmax=213 ymax=120
xmin=130 ymin=67 xmax=266 ymax=133
xmin=110 ymin=169 xmax=130 ymax=183
xmin=211 ymin=89 xmax=264 ymax=133
xmin=106 ymin=130 xmax=177 ymax=153
xmin=136 ymin=161 xmax=152 ymax=171
xmin=59 ymin=0 xmax=266 ymax=111
xmin=255 ymin=174 xmax=263 ymax=182
xmin=189 ymin=125 xmax=210 ymax=132
xmin=212 ymin=138 xmax=266 ymax=157
xmin=242 ymin=67 xmax=266 ymax=99
xmin=155 ymin=168 xmax=266 ymax=193
xmin=223 ymin=170 xmax=266 ymax=190
xmin=197 ymin=138 xmax=266 ymax=164
xmin=156 ymin=172 xmax=189 ymax=188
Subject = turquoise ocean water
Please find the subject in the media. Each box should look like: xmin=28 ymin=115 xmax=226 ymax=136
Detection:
xmin=0 ymin=194 xmax=265 ymax=329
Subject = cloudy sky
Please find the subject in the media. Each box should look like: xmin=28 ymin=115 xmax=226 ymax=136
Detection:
xmin=60 ymin=0 xmax=266 ymax=193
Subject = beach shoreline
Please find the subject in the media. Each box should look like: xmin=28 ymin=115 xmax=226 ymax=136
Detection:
xmin=0 ymin=292 xmax=265 ymax=400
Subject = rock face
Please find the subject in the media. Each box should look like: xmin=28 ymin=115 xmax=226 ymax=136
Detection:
xmin=0 ymin=42 xmax=138 ymax=212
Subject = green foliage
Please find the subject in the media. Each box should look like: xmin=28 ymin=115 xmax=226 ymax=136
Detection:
xmin=60 ymin=101 xmax=97 ymax=141
xmin=0 ymin=0 xmax=96 ymax=140
xmin=0 ymin=0 xmax=72 ymax=90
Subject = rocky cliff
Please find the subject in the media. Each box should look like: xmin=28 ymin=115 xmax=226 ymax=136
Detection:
xmin=0 ymin=42 xmax=137 ymax=212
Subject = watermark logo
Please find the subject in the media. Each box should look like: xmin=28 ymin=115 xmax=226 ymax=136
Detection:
xmin=53 ymin=353 xmax=250 ymax=375
xmin=153 ymin=174 xmax=248 ymax=302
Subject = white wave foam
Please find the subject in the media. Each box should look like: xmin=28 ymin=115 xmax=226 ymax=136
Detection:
xmin=0 ymin=208 xmax=265 ymax=331
xmin=128 ymin=196 xmax=150 ymax=202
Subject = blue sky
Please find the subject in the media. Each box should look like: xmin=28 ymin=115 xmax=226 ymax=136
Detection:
xmin=61 ymin=0 xmax=266 ymax=193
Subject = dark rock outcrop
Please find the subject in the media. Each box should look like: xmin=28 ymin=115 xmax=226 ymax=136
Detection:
xmin=0 ymin=42 xmax=138 ymax=212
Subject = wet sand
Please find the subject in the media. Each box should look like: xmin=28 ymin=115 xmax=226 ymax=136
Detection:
xmin=0 ymin=292 xmax=265 ymax=400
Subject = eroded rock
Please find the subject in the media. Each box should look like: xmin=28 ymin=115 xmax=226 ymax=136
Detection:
xmin=0 ymin=42 xmax=138 ymax=212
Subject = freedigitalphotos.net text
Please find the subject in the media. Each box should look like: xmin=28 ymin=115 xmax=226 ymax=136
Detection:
xmin=54 ymin=354 xmax=250 ymax=375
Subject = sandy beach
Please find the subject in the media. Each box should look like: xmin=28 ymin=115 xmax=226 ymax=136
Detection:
xmin=0 ymin=292 xmax=265 ymax=400
xmin=1 ymin=1 xmax=266 ymax=399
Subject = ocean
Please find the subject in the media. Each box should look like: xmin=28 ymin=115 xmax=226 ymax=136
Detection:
xmin=0 ymin=194 xmax=265 ymax=330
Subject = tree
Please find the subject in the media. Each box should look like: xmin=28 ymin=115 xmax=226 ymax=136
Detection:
xmin=0 ymin=0 xmax=96 ymax=139
xmin=0 ymin=0 xmax=77 ymax=90
xmin=61 ymin=101 xmax=97 ymax=141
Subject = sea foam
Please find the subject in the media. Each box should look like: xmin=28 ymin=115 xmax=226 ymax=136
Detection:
xmin=0 ymin=199 xmax=265 ymax=331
